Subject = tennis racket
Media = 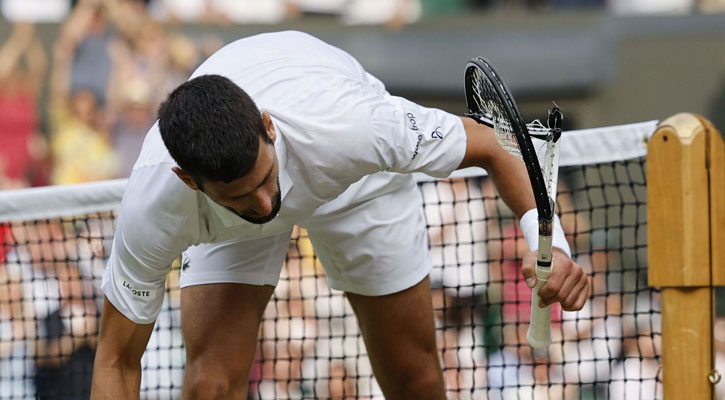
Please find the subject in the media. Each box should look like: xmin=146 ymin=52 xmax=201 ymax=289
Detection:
xmin=463 ymin=57 xmax=563 ymax=349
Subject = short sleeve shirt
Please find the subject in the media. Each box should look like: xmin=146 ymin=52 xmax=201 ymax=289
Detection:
xmin=101 ymin=31 xmax=467 ymax=323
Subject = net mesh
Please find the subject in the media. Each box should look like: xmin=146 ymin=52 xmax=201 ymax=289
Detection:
xmin=0 ymin=126 xmax=661 ymax=399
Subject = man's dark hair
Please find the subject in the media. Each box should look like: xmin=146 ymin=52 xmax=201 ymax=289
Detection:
xmin=158 ymin=74 xmax=272 ymax=184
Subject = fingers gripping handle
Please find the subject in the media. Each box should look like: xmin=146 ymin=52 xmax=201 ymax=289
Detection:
xmin=527 ymin=234 xmax=553 ymax=349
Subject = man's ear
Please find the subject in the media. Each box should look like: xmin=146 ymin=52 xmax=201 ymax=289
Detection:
xmin=172 ymin=167 xmax=200 ymax=191
xmin=262 ymin=111 xmax=276 ymax=142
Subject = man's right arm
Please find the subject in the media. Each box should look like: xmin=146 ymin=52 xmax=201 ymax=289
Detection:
xmin=91 ymin=297 xmax=156 ymax=400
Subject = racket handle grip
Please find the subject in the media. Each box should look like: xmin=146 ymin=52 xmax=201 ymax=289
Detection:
xmin=527 ymin=263 xmax=553 ymax=349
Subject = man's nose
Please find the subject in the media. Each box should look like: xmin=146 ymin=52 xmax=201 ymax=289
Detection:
xmin=251 ymin=190 xmax=273 ymax=216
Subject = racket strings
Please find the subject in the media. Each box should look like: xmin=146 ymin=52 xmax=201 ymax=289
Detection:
xmin=469 ymin=68 xmax=522 ymax=159
xmin=468 ymin=65 xmax=559 ymax=205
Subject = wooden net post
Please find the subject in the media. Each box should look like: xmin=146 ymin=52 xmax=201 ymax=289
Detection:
xmin=648 ymin=113 xmax=725 ymax=399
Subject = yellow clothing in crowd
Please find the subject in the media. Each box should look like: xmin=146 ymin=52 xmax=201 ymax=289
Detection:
xmin=50 ymin=107 xmax=118 ymax=185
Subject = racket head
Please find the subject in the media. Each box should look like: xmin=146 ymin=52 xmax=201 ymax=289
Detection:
xmin=464 ymin=57 xmax=528 ymax=135
xmin=464 ymin=57 xmax=553 ymax=222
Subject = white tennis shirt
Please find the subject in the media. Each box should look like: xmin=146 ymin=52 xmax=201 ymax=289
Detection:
xmin=102 ymin=31 xmax=468 ymax=323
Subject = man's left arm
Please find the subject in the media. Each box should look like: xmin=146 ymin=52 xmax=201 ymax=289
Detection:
xmin=457 ymin=116 xmax=590 ymax=312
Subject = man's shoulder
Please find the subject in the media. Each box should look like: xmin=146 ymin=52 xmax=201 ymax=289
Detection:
xmin=131 ymin=121 xmax=175 ymax=170
xmin=122 ymin=161 xmax=198 ymax=222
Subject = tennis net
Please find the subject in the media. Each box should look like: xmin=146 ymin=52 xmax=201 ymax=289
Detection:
xmin=0 ymin=121 xmax=659 ymax=399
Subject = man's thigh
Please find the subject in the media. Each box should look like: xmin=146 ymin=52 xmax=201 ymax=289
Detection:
xmin=181 ymin=283 xmax=275 ymax=398
xmin=346 ymin=277 xmax=445 ymax=400
xmin=178 ymin=232 xmax=291 ymax=398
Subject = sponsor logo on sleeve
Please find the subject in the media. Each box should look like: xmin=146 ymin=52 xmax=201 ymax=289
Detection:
xmin=407 ymin=112 xmax=419 ymax=133
xmin=122 ymin=280 xmax=151 ymax=297
xmin=116 ymin=277 xmax=155 ymax=299
xmin=407 ymin=113 xmax=424 ymax=160
xmin=431 ymin=127 xmax=443 ymax=140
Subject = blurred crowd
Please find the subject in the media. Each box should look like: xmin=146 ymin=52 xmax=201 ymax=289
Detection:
xmin=0 ymin=0 xmax=228 ymax=191
xmin=2 ymin=0 xmax=725 ymax=191
xmin=3 ymin=0 xmax=725 ymax=28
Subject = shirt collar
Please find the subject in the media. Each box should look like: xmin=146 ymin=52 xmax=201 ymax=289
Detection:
xmin=206 ymin=121 xmax=293 ymax=228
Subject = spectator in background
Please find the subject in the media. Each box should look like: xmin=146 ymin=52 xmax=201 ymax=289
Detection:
xmin=198 ymin=33 xmax=224 ymax=61
xmin=111 ymin=78 xmax=154 ymax=177
xmin=421 ymin=177 xmax=489 ymax=397
xmin=49 ymin=2 xmax=119 ymax=185
xmin=5 ymin=218 xmax=102 ymax=399
xmin=147 ymin=0 xmax=214 ymax=23
xmin=554 ymin=178 xmax=624 ymax=399
xmin=0 ymin=23 xmax=49 ymax=189
xmin=343 ymin=0 xmax=421 ymax=28
xmin=287 ymin=0 xmax=345 ymax=16
xmin=0 ymin=263 xmax=37 ymax=399
xmin=258 ymin=278 xmax=317 ymax=398
xmin=486 ymin=221 xmax=569 ymax=399
xmin=207 ymin=0 xmax=293 ymax=24
xmin=61 ymin=0 xmax=116 ymax=106
xmin=256 ymin=229 xmax=324 ymax=398
xmin=109 ymin=18 xmax=168 ymax=109
xmin=1 ymin=0 xmax=71 ymax=23
xmin=559 ymin=228 xmax=626 ymax=399
xmin=34 ymin=261 xmax=98 ymax=400
xmin=105 ymin=2 xmax=181 ymax=177
xmin=161 ymin=34 xmax=201 ymax=102
xmin=0 ymin=224 xmax=11 ymax=265
xmin=285 ymin=228 xmax=385 ymax=399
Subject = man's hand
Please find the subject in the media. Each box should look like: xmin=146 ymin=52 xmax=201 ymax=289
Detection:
xmin=522 ymin=248 xmax=590 ymax=311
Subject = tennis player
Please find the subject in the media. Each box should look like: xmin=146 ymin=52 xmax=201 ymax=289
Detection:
xmin=91 ymin=31 xmax=589 ymax=400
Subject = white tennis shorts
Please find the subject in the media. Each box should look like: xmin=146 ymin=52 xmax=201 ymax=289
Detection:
xmin=180 ymin=177 xmax=432 ymax=296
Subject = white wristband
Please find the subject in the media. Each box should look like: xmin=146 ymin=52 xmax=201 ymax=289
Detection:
xmin=519 ymin=208 xmax=571 ymax=258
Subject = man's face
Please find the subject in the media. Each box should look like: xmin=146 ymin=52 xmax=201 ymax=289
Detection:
xmin=172 ymin=112 xmax=283 ymax=224
xmin=201 ymin=136 xmax=282 ymax=224
xmin=174 ymin=133 xmax=282 ymax=225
